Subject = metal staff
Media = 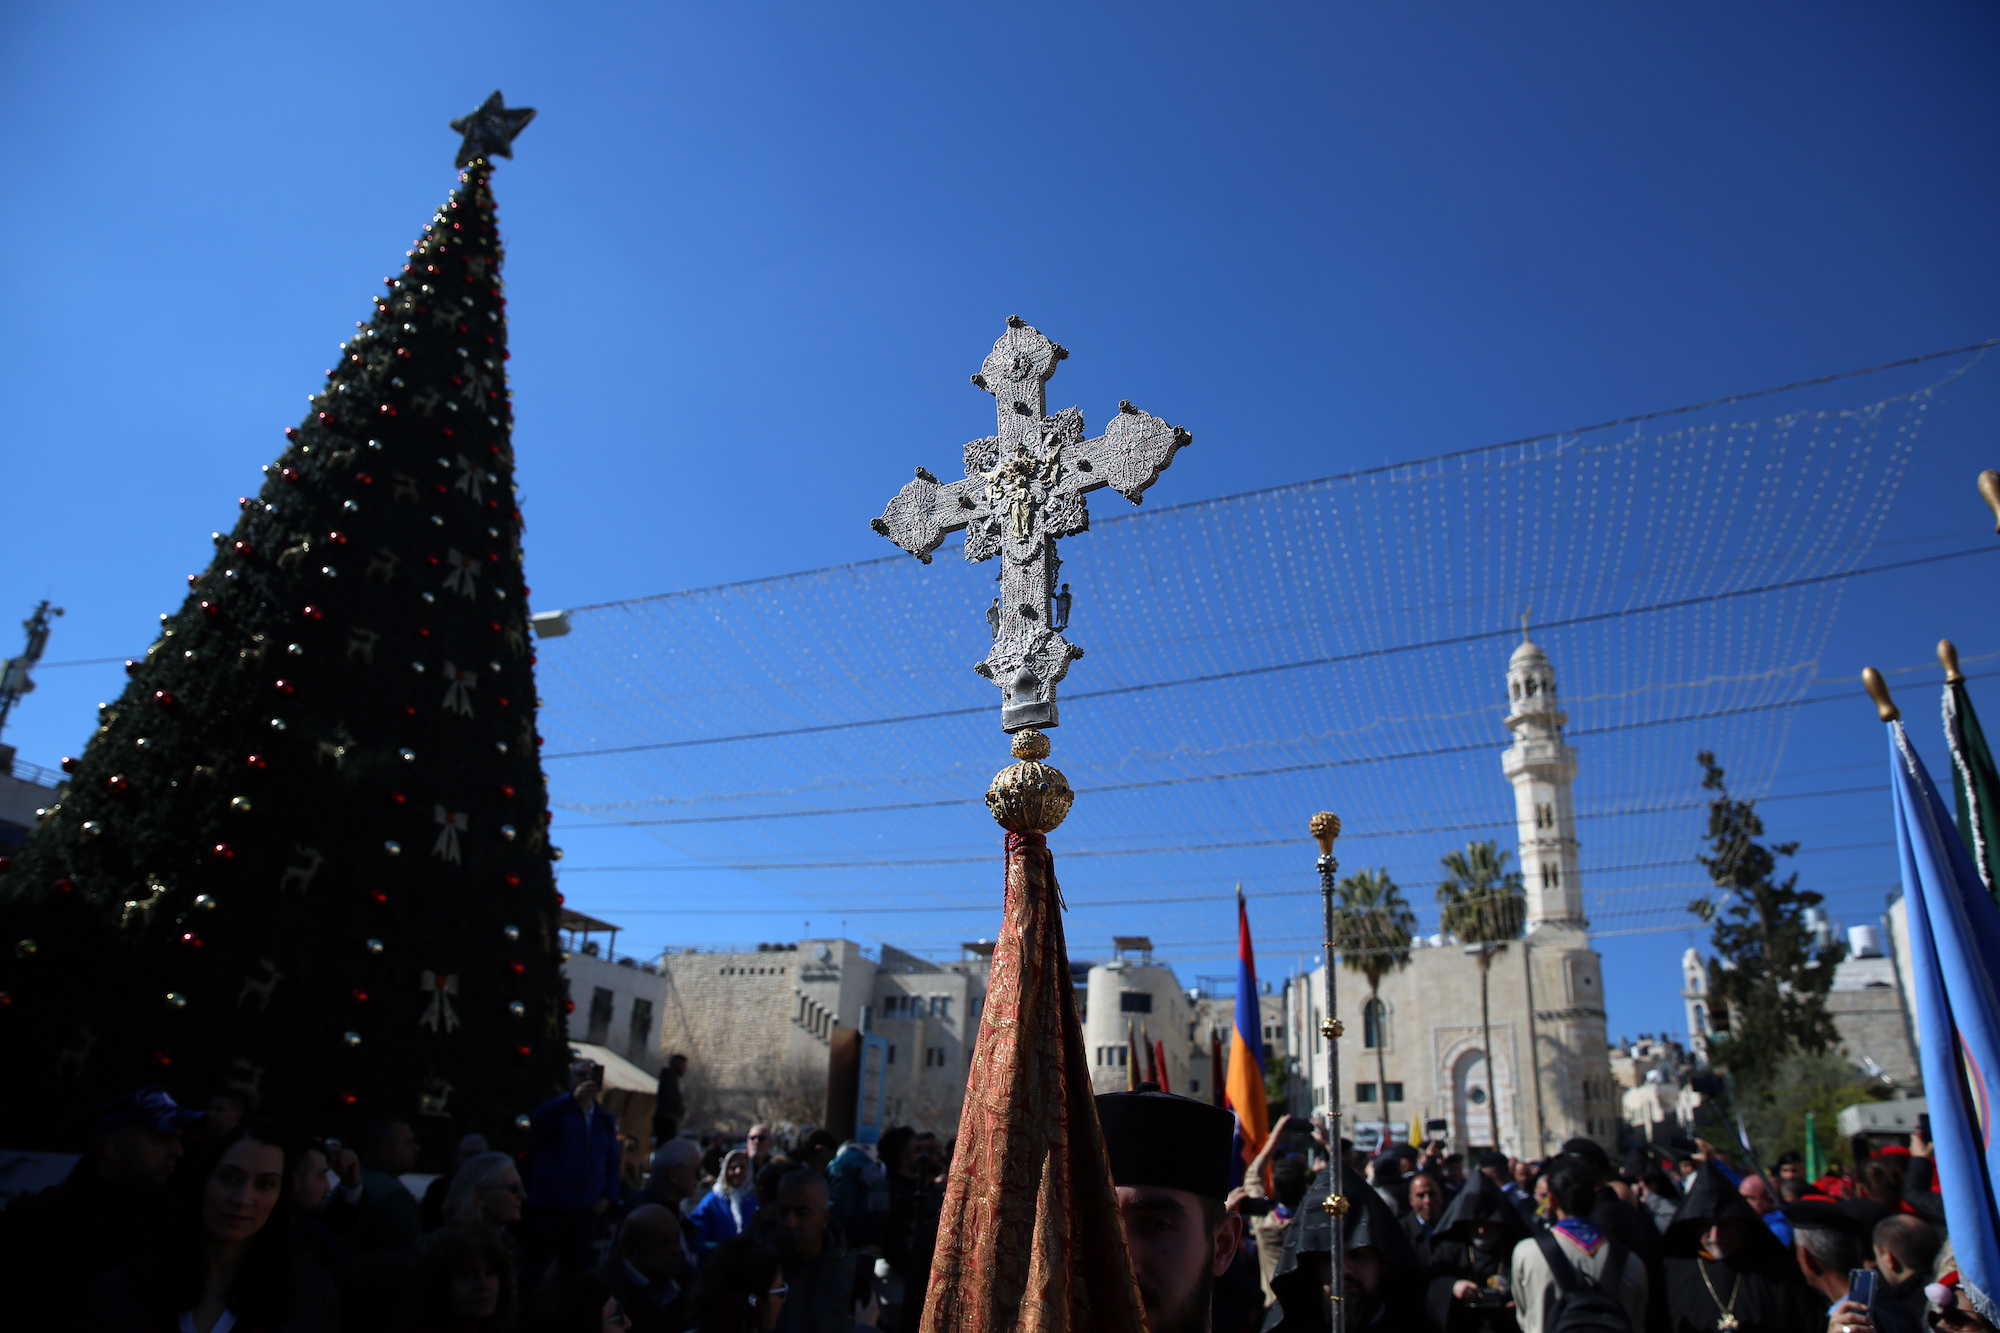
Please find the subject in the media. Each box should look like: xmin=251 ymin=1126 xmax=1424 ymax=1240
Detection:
xmin=1313 ymin=811 xmax=1348 ymax=1333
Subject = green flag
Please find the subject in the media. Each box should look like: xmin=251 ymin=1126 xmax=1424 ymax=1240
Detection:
xmin=1943 ymin=672 xmax=2000 ymax=904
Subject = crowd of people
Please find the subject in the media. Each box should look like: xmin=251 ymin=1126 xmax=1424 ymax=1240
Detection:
xmin=1221 ymin=1110 xmax=1993 ymax=1333
xmin=0 ymin=1056 xmax=947 ymax=1333
xmin=3 ymin=1054 xmax=1992 ymax=1333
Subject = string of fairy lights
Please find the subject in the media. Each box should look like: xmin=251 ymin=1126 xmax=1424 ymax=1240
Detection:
xmin=529 ymin=354 xmax=1983 ymax=970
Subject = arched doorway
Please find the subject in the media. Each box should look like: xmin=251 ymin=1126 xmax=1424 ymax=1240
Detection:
xmin=1451 ymin=1045 xmax=1512 ymax=1153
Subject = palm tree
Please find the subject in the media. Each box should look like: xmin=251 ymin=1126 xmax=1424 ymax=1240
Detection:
xmin=1436 ymin=840 xmax=1525 ymax=1152
xmin=1330 ymin=868 xmax=1416 ymax=1144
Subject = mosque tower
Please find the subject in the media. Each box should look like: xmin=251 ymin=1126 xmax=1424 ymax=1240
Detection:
xmin=1499 ymin=625 xmax=1618 ymax=1149
xmin=1502 ymin=627 xmax=1585 ymax=926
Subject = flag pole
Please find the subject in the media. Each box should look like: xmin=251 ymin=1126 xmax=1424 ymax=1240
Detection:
xmin=1312 ymin=811 xmax=1348 ymax=1333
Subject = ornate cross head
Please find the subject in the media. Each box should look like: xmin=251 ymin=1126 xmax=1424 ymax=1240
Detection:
xmin=871 ymin=317 xmax=1190 ymax=731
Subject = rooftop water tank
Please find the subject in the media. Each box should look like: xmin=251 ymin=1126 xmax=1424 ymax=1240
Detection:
xmin=1849 ymin=924 xmax=1884 ymax=958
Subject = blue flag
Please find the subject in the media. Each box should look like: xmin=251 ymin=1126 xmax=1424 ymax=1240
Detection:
xmin=1886 ymin=720 xmax=2000 ymax=1310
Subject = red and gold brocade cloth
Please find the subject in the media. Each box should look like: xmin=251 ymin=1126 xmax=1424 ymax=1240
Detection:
xmin=918 ymin=830 xmax=1146 ymax=1333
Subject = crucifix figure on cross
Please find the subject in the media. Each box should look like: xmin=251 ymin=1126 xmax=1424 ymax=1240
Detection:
xmin=871 ymin=317 xmax=1191 ymax=732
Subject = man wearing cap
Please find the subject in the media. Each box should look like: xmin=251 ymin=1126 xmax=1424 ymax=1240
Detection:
xmin=1097 ymin=1083 xmax=1244 ymax=1333
xmin=0 ymin=1085 xmax=198 ymax=1326
xmin=1788 ymin=1197 xmax=1919 ymax=1333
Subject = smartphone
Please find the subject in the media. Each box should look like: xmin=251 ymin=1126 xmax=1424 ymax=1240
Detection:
xmin=1846 ymin=1269 xmax=1876 ymax=1311
xmin=1917 ymin=1113 xmax=1931 ymax=1141
xmin=1237 ymin=1196 xmax=1277 ymax=1217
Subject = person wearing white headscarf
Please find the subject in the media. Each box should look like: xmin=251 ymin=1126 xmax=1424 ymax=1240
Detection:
xmin=687 ymin=1148 xmax=758 ymax=1255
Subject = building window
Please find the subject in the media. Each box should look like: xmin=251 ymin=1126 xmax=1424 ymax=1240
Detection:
xmin=1536 ymin=803 xmax=1554 ymax=829
xmin=1383 ymin=1082 xmax=1404 ymax=1102
xmin=627 ymin=998 xmax=654 ymax=1065
xmin=923 ymin=1046 xmax=947 ymax=1067
xmin=930 ymin=996 xmax=951 ymax=1019
xmin=1189 ymin=1078 xmax=1200 ymax=1093
xmin=886 ymin=1045 xmax=896 ymax=1064
xmin=1362 ymin=998 xmax=1386 ymax=1050
xmin=1356 ymin=1082 xmax=1377 ymax=1102
xmin=1542 ymin=863 xmax=1560 ymax=889
xmin=587 ymin=987 xmax=614 ymax=1045
xmin=1120 ymin=992 xmax=1152 ymax=1014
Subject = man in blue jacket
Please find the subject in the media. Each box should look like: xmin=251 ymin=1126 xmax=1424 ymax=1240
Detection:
xmin=523 ymin=1057 xmax=623 ymax=1288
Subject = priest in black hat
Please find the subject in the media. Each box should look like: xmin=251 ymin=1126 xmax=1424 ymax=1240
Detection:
xmin=1660 ymin=1162 xmax=1821 ymax=1333
xmin=1261 ymin=1157 xmax=1430 ymax=1331
xmin=1423 ymin=1169 xmax=1532 ymax=1332
xmin=1097 ymin=1083 xmax=1245 ymax=1333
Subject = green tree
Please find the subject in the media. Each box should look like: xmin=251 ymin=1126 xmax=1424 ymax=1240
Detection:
xmin=0 ymin=121 xmax=569 ymax=1148
xmin=1331 ymin=867 xmax=1416 ymax=1136
xmin=1689 ymin=751 xmax=1842 ymax=1086
xmin=1437 ymin=840 xmax=1525 ymax=1151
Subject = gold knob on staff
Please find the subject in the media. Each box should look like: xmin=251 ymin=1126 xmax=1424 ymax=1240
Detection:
xmin=1310 ymin=811 xmax=1341 ymax=855
xmin=1861 ymin=667 xmax=1900 ymax=723
xmin=1322 ymin=1193 xmax=1350 ymax=1216
xmin=1940 ymin=639 xmax=1966 ymax=685
xmin=1979 ymin=470 xmax=2000 ymax=532
xmin=1321 ymin=1018 xmax=1343 ymax=1039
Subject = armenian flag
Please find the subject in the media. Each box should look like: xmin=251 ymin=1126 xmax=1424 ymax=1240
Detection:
xmin=1225 ymin=888 xmax=1271 ymax=1185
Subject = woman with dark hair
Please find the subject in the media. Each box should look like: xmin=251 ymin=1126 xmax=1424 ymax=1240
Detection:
xmin=394 ymin=1227 xmax=515 ymax=1333
xmin=81 ymin=1120 xmax=339 ymax=1331
xmin=690 ymin=1238 xmax=786 ymax=1333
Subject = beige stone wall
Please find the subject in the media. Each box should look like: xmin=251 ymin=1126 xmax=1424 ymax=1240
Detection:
xmin=1284 ymin=929 xmax=1616 ymax=1159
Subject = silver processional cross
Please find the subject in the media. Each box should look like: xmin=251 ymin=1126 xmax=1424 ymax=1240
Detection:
xmin=871 ymin=317 xmax=1191 ymax=732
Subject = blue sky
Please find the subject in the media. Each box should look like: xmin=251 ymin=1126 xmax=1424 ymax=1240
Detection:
xmin=1 ymin=2 xmax=1996 ymax=1042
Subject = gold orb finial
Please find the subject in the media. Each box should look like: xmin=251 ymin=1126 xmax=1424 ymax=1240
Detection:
xmin=1011 ymin=729 xmax=1051 ymax=761
xmin=1322 ymin=1192 xmax=1351 ymax=1216
xmin=1861 ymin=666 xmax=1900 ymax=722
xmin=1941 ymin=639 xmax=1966 ymax=685
xmin=987 ymin=733 xmax=1073 ymax=834
xmin=1310 ymin=811 xmax=1341 ymax=855
xmin=1980 ymin=470 xmax=2000 ymax=533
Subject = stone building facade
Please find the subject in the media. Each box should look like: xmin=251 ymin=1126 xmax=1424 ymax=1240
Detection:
xmin=654 ymin=937 xmax=991 ymax=1133
xmin=1283 ymin=634 xmax=1619 ymax=1158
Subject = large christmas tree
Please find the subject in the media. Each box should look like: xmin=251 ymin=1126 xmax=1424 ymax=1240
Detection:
xmin=0 ymin=94 xmax=570 ymax=1149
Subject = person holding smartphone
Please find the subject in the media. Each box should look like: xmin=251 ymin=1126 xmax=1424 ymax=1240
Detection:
xmin=522 ymin=1058 xmax=624 ymax=1290
xmin=1787 ymin=1199 xmax=1918 ymax=1333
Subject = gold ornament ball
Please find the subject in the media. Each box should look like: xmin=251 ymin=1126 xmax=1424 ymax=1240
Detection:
xmin=80 ymin=820 xmax=103 ymax=841
xmin=514 ymin=1114 xmax=532 ymax=1131
xmin=193 ymin=894 xmax=217 ymax=911
xmin=342 ymin=1031 xmax=362 ymax=1048
xmin=364 ymin=938 xmax=384 ymax=955
xmin=503 ymin=925 xmax=520 ymax=942
xmin=166 ymin=992 xmax=187 ymax=1009
xmin=508 ymin=1001 xmax=526 ymax=1018
xmin=230 ymin=796 xmax=252 ymax=813
xmin=15 ymin=939 xmax=37 ymax=958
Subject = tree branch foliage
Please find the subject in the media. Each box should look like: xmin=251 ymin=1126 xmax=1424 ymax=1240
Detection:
xmin=1688 ymin=750 xmax=1843 ymax=1078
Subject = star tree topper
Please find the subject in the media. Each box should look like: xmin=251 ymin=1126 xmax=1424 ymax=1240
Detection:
xmin=450 ymin=92 xmax=537 ymax=168
xmin=871 ymin=318 xmax=1190 ymax=732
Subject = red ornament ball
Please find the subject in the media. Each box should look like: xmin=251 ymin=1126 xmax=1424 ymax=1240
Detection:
xmin=246 ymin=754 xmax=267 ymax=770
xmin=368 ymin=890 xmax=388 ymax=905
xmin=339 ymin=1091 xmax=359 ymax=1106
xmin=106 ymin=774 xmax=131 ymax=794
xmin=387 ymin=791 xmax=406 ymax=806
xmin=273 ymin=680 xmax=295 ymax=696
xmin=234 ymin=540 xmax=254 ymax=556
xmin=564 ymin=998 xmax=576 ymax=1014
xmin=152 ymin=690 xmax=175 ymax=708
xmin=302 ymin=605 xmax=324 ymax=621
xmin=281 ymin=468 xmax=301 ymax=484
xmin=327 ymin=530 xmax=348 ymax=546
xmin=213 ymin=843 xmax=235 ymax=860
xmin=123 ymin=660 xmax=140 ymax=676
xmin=180 ymin=932 xmax=203 ymax=949
xmin=503 ymin=874 xmax=520 ymax=888
xmin=60 ymin=757 xmax=78 ymax=773
xmin=499 ymin=785 xmax=515 ymax=798
xmin=0 ymin=991 xmax=10 ymax=1006
xmin=350 ymin=988 xmax=370 ymax=1004
xmin=0 ymin=855 xmax=9 ymax=875
xmin=199 ymin=600 xmax=220 ymax=619
xmin=512 ymin=1043 xmax=532 ymax=1060
xmin=506 ymin=960 xmax=525 ymax=977
xmin=154 ymin=1051 xmax=173 ymax=1068
xmin=53 ymin=877 xmax=73 ymax=894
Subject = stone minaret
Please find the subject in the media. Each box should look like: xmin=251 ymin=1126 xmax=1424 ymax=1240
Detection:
xmin=1501 ymin=628 xmax=1616 ymax=1150
xmin=1502 ymin=631 xmax=1585 ymax=926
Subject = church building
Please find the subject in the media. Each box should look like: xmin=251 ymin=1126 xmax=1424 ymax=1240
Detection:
xmin=1282 ymin=634 xmax=1620 ymax=1156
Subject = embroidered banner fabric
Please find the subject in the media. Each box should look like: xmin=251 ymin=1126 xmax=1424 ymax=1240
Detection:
xmin=919 ymin=830 xmax=1146 ymax=1333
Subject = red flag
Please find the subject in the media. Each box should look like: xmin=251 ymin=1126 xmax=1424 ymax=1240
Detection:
xmin=1154 ymin=1037 xmax=1171 ymax=1094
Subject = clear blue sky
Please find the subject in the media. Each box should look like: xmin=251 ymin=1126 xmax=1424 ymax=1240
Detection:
xmin=2 ymin=3 xmax=1996 ymax=1042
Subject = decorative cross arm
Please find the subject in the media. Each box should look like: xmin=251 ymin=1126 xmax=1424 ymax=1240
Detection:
xmin=870 ymin=317 xmax=1190 ymax=731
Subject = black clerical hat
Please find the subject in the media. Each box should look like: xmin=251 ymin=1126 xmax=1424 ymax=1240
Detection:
xmin=1787 ymin=1197 xmax=1870 ymax=1241
xmin=1095 ymin=1085 xmax=1236 ymax=1201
